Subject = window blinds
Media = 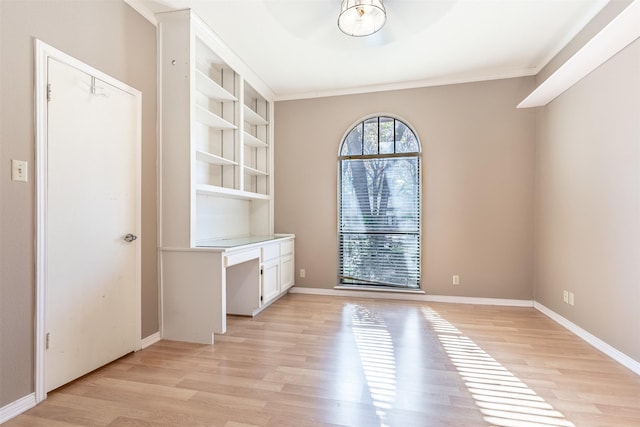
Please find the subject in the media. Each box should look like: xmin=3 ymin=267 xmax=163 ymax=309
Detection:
xmin=339 ymin=156 xmax=420 ymax=288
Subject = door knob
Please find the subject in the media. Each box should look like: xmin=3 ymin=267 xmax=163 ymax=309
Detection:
xmin=124 ymin=233 xmax=138 ymax=242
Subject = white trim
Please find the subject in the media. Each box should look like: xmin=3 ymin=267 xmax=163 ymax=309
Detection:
xmin=0 ymin=393 xmax=36 ymax=424
xmin=35 ymin=39 xmax=143 ymax=402
xmin=140 ymin=332 xmax=161 ymax=349
xmin=276 ymin=68 xmax=537 ymax=102
xmin=334 ymin=285 xmax=425 ymax=295
xmin=518 ymin=0 xmax=640 ymax=108
xmin=426 ymin=295 xmax=534 ymax=307
xmin=288 ymin=286 xmax=533 ymax=307
xmin=34 ymin=39 xmax=49 ymax=404
xmin=534 ymin=302 xmax=640 ymax=376
xmin=158 ymin=248 xmax=165 ymax=344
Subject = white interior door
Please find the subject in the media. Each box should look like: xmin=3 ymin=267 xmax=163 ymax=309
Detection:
xmin=45 ymin=57 xmax=140 ymax=392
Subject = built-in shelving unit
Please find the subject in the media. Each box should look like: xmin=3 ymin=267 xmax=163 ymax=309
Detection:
xmin=158 ymin=9 xmax=275 ymax=247
xmin=157 ymin=9 xmax=293 ymax=345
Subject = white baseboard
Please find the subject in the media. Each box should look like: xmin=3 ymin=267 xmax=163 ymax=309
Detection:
xmin=288 ymin=286 xmax=534 ymax=307
xmin=289 ymin=286 xmax=425 ymax=300
xmin=140 ymin=331 xmax=161 ymax=349
xmin=426 ymin=294 xmax=534 ymax=307
xmin=534 ymin=302 xmax=640 ymax=376
xmin=0 ymin=393 xmax=36 ymax=424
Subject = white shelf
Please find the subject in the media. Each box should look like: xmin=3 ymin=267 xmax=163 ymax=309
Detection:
xmin=243 ymin=105 xmax=268 ymax=126
xmin=243 ymin=132 xmax=268 ymax=148
xmin=243 ymin=166 xmax=268 ymax=176
xmin=195 ymin=105 xmax=237 ymax=130
xmin=195 ymin=150 xmax=237 ymax=166
xmin=196 ymin=183 xmax=270 ymax=201
xmin=195 ymin=69 xmax=237 ymax=102
xmin=195 ymin=37 xmax=226 ymax=68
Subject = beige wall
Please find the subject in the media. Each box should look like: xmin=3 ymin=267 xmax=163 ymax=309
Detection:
xmin=0 ymin=0 xmax=157 ymax=406
xmin=534 ymin=38 xmax=640 ymax=361
xmin=275 ymin=77 xmax=536 ymax=299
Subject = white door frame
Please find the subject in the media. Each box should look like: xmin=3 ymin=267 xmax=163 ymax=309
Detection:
xmin=34 ymin=39 xmax=142 ymax=402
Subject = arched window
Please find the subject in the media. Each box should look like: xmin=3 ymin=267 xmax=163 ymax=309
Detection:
xmin=338 ymin=115 xmax=421 ymax=289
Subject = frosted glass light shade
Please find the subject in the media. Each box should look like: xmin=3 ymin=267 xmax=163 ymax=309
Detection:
xmin=338 ymin=0 xmax=387 ymax=37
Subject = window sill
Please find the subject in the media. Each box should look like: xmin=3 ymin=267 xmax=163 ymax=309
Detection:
xmin=334 ymin=285 xmax=425 ymax=295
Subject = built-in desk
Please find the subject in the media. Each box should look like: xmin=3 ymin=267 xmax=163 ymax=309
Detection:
xmin=160 ymin=234 xmax=294 ymax=344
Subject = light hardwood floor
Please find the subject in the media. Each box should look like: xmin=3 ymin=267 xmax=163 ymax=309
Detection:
xmin=6 ymin=293 xmax=640 ymax=426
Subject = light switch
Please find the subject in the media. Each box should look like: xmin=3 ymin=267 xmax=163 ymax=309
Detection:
xmin=11 ymin=160 xmax=28 ymax=182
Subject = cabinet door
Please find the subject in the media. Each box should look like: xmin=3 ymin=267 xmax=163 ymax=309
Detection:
xmin=262 ymin=258 xmax=279 ymax=305
xmin=280 ymin=254 xmax=294 ymax=292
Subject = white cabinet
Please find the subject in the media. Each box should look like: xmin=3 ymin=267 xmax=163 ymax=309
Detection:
xmin=280 ymin=255 xmax=294 ymax=292
xmin=259 ymin=238 xmax=297 ymax=306
xmin=261 ymin=258 xmax=280 ymax=305
xmin=260 ymin=242 xmax=280 ymax=305
xmin=280 ymin=240 xmax=295 ymax=292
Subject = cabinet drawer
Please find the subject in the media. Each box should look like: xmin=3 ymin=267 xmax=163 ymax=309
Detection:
xmin=225 ymin=248 xmax=260 ymax=267
xmin=280 ymin=240 xmax=294 ymax=256
xmin=261 ymin=243 xmax=280 ymax=262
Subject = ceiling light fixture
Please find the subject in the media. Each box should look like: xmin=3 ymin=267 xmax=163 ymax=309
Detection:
xmin=338 ymin=0 xmax=387 ymax=37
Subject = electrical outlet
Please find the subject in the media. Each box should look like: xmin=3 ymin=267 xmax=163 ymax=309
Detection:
xmin=299 ymin=269 xmax=305 ymax=278
xmin=452 ymin=275 xmax=460 ymax=285
xmin=563 ymin=290 xmax=569 ymax=304
xmin=568 ymin=292 xmax=574 ymax=306
xmin=11 ymin=159 xmax=28 ymax=182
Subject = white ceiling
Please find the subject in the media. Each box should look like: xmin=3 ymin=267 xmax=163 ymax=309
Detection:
xmin=131 ymin=0 xmax=609 ymax=100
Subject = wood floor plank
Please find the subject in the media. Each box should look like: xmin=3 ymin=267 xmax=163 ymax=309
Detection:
xmin=6 ymin=293 xmax=640 ymax=426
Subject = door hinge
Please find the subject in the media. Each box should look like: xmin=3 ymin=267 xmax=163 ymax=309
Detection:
xmin=47 ymin=83 xmax=52 ymax=102
xmin=45 ymin=332 xmax=50 ymax=350
xmin=260 ymin=267 xmax=263 ymax=275
xmin=260 ymin=295 xmax=263 ymax=302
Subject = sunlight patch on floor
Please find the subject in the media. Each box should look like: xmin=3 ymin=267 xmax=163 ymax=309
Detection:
xmin=352 ymin=305 xmax=397 ymax=426
xmin=422 ymin=307 xmax=575 ymax=427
